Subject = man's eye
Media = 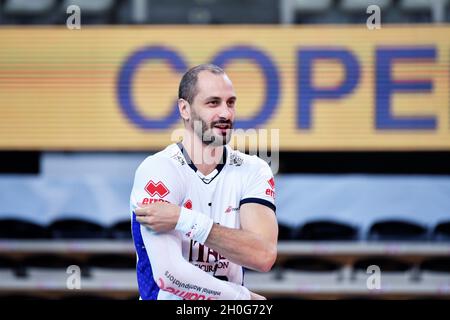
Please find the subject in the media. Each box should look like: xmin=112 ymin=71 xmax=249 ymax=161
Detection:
xmin=208 ymin=101 xmax=218 ymax=106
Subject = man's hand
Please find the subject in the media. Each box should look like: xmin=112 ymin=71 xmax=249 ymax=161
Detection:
xmin=250 ymin=291 xmax=266 ymax=300
xmin=135 ymin=202 xmax=181 ymax=232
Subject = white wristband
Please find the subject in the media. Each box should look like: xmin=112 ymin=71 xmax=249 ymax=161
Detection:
xmin=175 ymin=207 xmax=214 ymax=244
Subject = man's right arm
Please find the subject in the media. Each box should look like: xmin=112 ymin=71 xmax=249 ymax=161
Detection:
xmin=131 ymin=157 xmax=253 ymax=300
xmin=137 ymin=224 xmax=251 ymax=300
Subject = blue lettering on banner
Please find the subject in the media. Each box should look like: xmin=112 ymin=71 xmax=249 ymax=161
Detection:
xmin=211 ymin=46 xmax=280 ymax=129
xmin=297 ymin=48 xmax=360 ymax=130
xmin=117 ymin=46 xmax=187 ymax=129
xmin=375 ymin=47 xmax=436 ymax=130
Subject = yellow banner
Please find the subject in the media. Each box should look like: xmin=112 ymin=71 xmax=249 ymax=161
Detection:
xmin=0 ymin=26 xmax=449 ymax=150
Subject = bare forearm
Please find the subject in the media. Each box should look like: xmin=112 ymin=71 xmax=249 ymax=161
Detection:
xmin=205 ymin=224 xmax=276 ymax=272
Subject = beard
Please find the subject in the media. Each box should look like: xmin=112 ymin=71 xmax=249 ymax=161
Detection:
xmin=190 ymin=111 xmax=233 ymax=147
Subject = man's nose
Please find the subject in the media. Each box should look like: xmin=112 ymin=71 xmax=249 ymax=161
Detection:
xmin=217 ymin=102 xmax=232 ymax=119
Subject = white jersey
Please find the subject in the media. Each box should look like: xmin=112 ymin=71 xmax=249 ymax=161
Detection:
xmin=130 ymin=142 xmax=276 ymax=300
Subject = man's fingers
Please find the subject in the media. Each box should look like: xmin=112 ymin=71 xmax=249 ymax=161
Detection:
xmin=136 ymin=216 xmax=149 ymax=224
xmin=134 ymin=208 xmax=147 ymax=215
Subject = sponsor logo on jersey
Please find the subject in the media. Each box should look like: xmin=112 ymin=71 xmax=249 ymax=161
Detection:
xmin=141 ymin=198 xmax=169 ymax=205
xmin=145 ymin=180 xmax=170 ymax=198
xmin=188 ymin=241 xmax=228 ymax=267
xmin=158 ymin=277 xmax=217 ymax=300
xmin=171 ymin=152 xmax=186 ymax=166
xmin=224 ymin=206 xmax=239 ymax=214
xmin=184 ymin=199 xmax=193 ymax=209
xmin=229 ymin=153 xmax=243 ymax=166
xmin=268 ymin=177 xmax=275 ymax=189
xmin=265 ymin=177 xmax=275 ymax=198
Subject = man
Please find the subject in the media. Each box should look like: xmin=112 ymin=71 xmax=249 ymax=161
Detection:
xmin=130 ymin=64 xmax=278 ymax=300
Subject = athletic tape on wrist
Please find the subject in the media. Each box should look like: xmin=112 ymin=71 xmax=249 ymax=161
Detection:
xmin=175 ymin=207 xmax=214 ymax=244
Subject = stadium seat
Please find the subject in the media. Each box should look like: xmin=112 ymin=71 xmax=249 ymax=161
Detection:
xmin=420 ymin=257 xmax=450 ymax=273
xmin=0 ymin=256 xmax=18 ymax=280
xmin=87 ymin=254 xmax=135 ymax=270
xmin=398 ymin=0 xmax=447 ymax=23
xmin=278 ymin=256 xmax=344 ymax=285
xmin=367 ymin=219 xmax=428 ymax=241
xmin=23 ymin=254 xmax=81 ymax=268
xmin=278 ymin=222 xmax=295 ymax=241
xmin=339 ymin=0 xmax=392 ymax=23
xmin=59 ymin=0 xmax=116 ymax=26
xmin=3 ymin=0 xmax=55 ymax=15
xmin=400 ymin=0 xmax=434 ymax=11
xmin=293 ymin=0 xmax=352 ymax=24
xmin=22 ymin=254 xmax=85 ymax=280
xmin=294 ymin=0 xmax=333 ymax=13
xmin=294 ymin=220 xmax=358 ymax=241
xmin=62 ymin=0 xmax=115 ymax=14
xmin=107 ymin=220 xmax=131 ymax=239
xmin=0 ymin=256 xmax=17 ymax=270
xmin=86 ymin=254 xmax=136 ymax=285
xmin=433 ymin=221 xmax=450 ymax=241
xmin=351 ymin=256 xmax=415 ymax=283
xmin=447 ymin=1 xmax=450 ymax=22
xmin=48 ymin=218 xmax=108 ymax=239
xmin=282 ymin=256 xmax=341 ymax=272
xmin=0 ymin=218 xmax=50 ymax=239
xmin=340 ymin=0 xmax=392 ymax=12
xmin=419 ymin=257 xmax=450 ymax=286
xmin=353 ymin=256 xmax=412 ymax=272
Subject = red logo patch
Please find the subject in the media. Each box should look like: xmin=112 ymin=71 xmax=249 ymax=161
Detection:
xmin=184 ymin=199 xmax=193 ymax=210
xmin=145 ymin=180 xmax=170 ymax=198
xmin=268 ymin=177 xmax=275 ymax=190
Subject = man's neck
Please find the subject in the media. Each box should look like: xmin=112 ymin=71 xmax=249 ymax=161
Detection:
xmin=181 ymin=131 xmax=225 ymax=176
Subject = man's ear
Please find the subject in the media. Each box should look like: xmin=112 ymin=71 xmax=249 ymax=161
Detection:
xmin=178 ymin=98 xmax=190 ymax=121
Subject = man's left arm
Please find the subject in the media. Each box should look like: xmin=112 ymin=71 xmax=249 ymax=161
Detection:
xmin=136 ymin=201 xmax=278 ymax=272
xmin=204 ymin=158 xmax=278 ymax=272
xmin=205 ymin=202 xmax=278 ymax=272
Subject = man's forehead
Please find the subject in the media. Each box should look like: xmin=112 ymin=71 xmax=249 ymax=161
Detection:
xmin=196 ymin=71 xmax=235 ymax=99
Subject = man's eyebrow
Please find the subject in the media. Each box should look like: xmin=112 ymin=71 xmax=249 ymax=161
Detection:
xmin=204 ymin=96 xmax=222 ymax=101
xmin=203 ymin=96 xmax=237 ymax=103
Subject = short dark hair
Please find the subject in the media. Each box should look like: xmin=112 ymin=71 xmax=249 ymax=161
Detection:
xmin=178 ymin=64 xmax=224 ymax=104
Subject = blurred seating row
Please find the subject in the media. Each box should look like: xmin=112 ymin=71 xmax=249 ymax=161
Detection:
xmin=1 ymin=217 xmax=449 ymax=241
xmin=0 ymin=218 xmax=130 ymax=239
xmin=278 ymin=219 xmax=450 ymax=242
xmin=0 ymin=253 xmax=450 ymax=270
xmin=0 ymin=0 xmax=449 ymax=25
xmin=1 ymin=252 xmax=450 ymax=274
xmin=0 ymin=294 xmax=139 ymax=300
xmin=291 ymin=0 xmax=450 ymax=24
xmin=0 ymin=253 xmax=135 ymax=276
xmin=277 ymin=256 xmax=450 ymax=274
xmin=0 ymin=0 xmax=278 ymax=25
xmin=1 ymin=252 xmax=449 ymax=301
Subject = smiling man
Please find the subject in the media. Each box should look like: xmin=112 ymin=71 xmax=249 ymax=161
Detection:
xmin=130 ymin=64 xmax=278 ymax=300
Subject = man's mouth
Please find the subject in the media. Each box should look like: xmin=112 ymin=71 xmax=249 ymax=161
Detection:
xmin=213 ymin=124 xmax=230 ymax=129
xmin=212 ymin=123 xmax=231 ymax=137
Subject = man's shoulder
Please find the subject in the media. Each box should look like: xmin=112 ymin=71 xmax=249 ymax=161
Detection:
xmin=136 ymin=144 xmax=186 ymax=174
xmin=227 ymin=147 xmax=270 ymax=172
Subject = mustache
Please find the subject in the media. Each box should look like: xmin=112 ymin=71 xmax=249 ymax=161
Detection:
xmin=211 ymin=120 xmax=233 ymax=128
